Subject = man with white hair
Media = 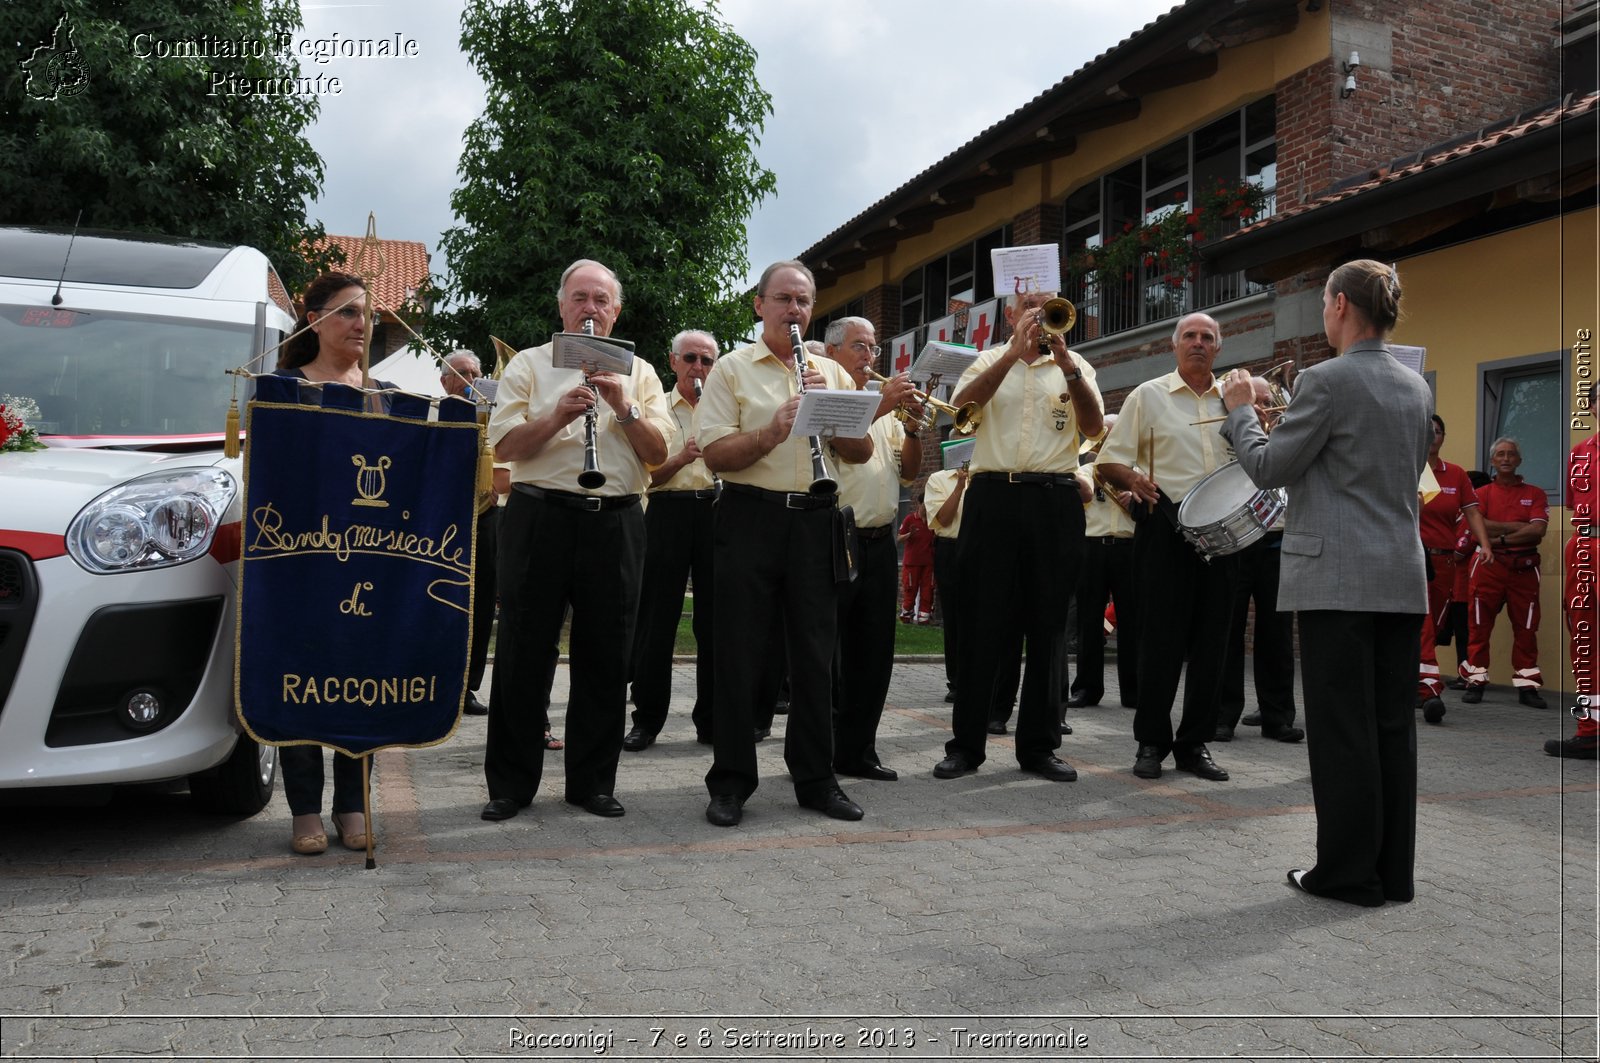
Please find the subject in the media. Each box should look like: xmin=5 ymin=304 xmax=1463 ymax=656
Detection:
xmin=1462 ymin=436 xmax=1548 ymax=707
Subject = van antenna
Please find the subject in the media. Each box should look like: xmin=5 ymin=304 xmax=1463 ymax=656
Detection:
xmin=51 ymin=211 xmax=83 ymax=306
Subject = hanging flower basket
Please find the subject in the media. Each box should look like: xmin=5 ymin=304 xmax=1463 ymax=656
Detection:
xmin=1068 ymin=180 xmax=1271 ymax=292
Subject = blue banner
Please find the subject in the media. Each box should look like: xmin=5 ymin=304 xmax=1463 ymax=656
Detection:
xmin=235 ymin=376 xmax=481 ymax=755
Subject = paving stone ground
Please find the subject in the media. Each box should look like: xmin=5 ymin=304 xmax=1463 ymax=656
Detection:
xmin=1 ymin=660 xmax=1596 ymax=1062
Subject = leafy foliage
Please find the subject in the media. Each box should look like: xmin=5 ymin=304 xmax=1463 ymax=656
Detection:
xmin=1068 ymin=180 xmax=1270 ymax=293
xmin=0 ymin=1 xmax=335 ymax=291
xmin=436 ymin=0 xmax=777 ymax=371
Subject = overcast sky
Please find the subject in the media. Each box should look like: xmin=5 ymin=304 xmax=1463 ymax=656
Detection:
xmin=300 ymin=0 xmax=1182 ymax=293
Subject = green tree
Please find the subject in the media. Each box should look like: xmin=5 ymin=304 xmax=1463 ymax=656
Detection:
xmin=438 ymin=0 xmax=776 ymax=371
xmin=1 ymin=2 xmax=335 ymax=291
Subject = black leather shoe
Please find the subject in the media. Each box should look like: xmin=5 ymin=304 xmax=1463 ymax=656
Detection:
xmin=705 ymin=794 xmax=743 ymax=826
xmin=1520 ymin=687 xmax=1550 ymax=709
xmin=1462 ymin=685 xmax=1484 ymax=704
xmin=1065 ymin=692 xmax=1100 ymax=708
xmin=1020 ymin=755 xmax=1078 ymax=782
xmin=464 ymin=694 xmax=489 ymax=716
xmin=800 ymin=786 xmax=864 ymax=821
xmin=1132 ymin=744 xmax=1164 ymax=779
xmin=944 ymin=689 xmax=957 ymax=704
xmin=986 ymin=720 xmax=1008 ymax=735
xmin=480 ymin=797 xmax=524 ymax=821
xmin=1213 ymin=726 xmax=1235 ymax=743
xmin=622 ymin=727 xmax=655 ymax=752
xmin=1060 ymin=720 xmax=1073 ymax=735
xmin=1445 ymin=676 xmax=1468 ymax=690
xmin=933 ymin=754 xmax=976 ymax=779
xmin=1421 ymin=697 xmax=1447 ymax=724
xmin=754 ymin=724 xmax=772 ymax=740
xmin=1262 ymin=725 xmax=1305 ymax=743
xmin=837 ymin=762 xmax=898 ymax=781
xmin=1546 ymin=734 xmax=1600 ymax=759
xmin=1175 ymin=745 xmax=1229 ymax=781
xmin=1286 ymin=868 xmax=1311 ymax=893
xmin=567 ymin=793 xmax=625 ymax=818
xmin=1240 ymin=711 xmax=1263 ymax=727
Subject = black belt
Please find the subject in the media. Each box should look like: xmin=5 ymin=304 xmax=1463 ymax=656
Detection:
xmin=1424 ymin=546 xmax=1456 ymax=555
xmin=721 ymin=482 xmax=836 ymax=511
xmin=1088 ymin=534 xmax=1132 ymax=545
xmin=856 ymin=524 xmax=894 ymax=542
xmin=513 ymin=483 xmax=640 ymax=511
xmin=972 ymin=471 xmax=1078 ymax=486
xmin=652 ymin=488 xmax=717 ymax=500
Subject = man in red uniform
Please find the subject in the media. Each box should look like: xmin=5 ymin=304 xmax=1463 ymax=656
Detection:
xmin=897 ymin=499 xmax=935 ymax=622
xmin=1462 ymin=437 xmax=1549 ymax=706
xmin=1549 ymin=431 xmax=1598 ymax=757
xmin=1417 ymin=415 xmax=1489 ymax=722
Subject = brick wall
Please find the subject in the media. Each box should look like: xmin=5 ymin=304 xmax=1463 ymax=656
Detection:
xmin=1012 ymin=202 xmax=1064 ymax=250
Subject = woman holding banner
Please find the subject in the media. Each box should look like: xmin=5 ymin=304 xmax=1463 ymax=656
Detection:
xmin=273 ymin=271 xmax=394 ymax=854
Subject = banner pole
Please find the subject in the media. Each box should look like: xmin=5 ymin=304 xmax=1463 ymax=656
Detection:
xmin=362 ymin=754 xmax=376 ymax=871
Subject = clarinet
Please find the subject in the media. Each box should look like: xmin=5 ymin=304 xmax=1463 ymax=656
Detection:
xmin=787 ymin=324 xmax=837 ymax=496
xmin=576 ymin=317 xmax=606 ymax=489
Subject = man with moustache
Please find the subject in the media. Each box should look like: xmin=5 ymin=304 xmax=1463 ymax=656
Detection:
xmin=931 ymin=286 xmax=1103 ymax=783
xmin=480 ymin=259 xmax=673 ymax=822
xmin=823 ymin=316 xmax=921 ymax=781
xmin=1097 ymin=312 xmax=1237 ymax=783
xmin=697 ymin=260 xmax=873 ymax=826
xmin=624 ymin=330 xmax=721 ymax=751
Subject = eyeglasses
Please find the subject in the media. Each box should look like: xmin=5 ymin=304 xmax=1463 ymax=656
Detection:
xmin=677 ymin=353 xmax=716 ymax=366
xmin=323 ymin=306 xmax=376 ymax=325
xmin=848 ymin=342 xmax=882 ymax=357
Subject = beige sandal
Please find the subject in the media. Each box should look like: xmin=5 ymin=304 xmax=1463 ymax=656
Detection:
xmin=291 ymin=814 xmax=327 ymax=855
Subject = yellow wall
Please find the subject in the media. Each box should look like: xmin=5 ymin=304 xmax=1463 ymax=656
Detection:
xmin=1397 ymin=208 xmax=1599 ymax=690
xmin=816 ymin=7 xmax=1331 ymax=311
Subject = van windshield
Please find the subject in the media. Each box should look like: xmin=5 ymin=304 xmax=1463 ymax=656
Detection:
xmin=0 ymin=304 xmax=259 ymax=438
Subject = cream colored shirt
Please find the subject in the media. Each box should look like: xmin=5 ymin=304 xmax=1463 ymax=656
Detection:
xmin=698 ymin=338 xmax=860 ymax=493
xmin=488 ymin=341 xmax=674 ymax=497
xmin=1081 ymin=459 xmax=1135 ymax=538
xmin=924 ymin=469 xmax=965 ymax=539
xmin=1097 ymin=369 xmax=1235 ymax=502
xmin=833 ymin=408 xmax=909 ymax=528
xmin=653 ymin=387 xmax=716 ymax=492
xmin=955 ymin=346 xmax=1103 ymax=474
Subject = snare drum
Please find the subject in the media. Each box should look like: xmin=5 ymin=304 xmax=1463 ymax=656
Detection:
xmin=1176 ymin=462 xmax=1286 ymax=558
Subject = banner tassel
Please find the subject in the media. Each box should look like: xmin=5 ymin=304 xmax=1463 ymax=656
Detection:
xmin=223 ymin=396 xmax=241 ymax=459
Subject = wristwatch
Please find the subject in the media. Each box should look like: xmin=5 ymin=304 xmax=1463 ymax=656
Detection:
xmin=615 ymin=403 xmax=641 ymax=426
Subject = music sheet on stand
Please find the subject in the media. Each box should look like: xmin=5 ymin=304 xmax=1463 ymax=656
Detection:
xmin=790 ymin=389 xmax=879 ymax=440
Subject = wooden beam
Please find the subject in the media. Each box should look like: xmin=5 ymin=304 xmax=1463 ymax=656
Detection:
xmin=1117 ymin=52 xmax=1218 ymax=96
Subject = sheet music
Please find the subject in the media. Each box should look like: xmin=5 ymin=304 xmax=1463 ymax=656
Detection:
xmin=791 ymin=389 xmax=878 ymax=439
xmin=1389 ymin=344 xmax=1426 ymax=375
xmin=551 ymin=332 xmax=636 ymax=374
xmin=990 ymin=244 xmax=1062 ymax=298
xmin=469 ymin=379 xmax=499 ymax=406
xmin=909 ymin=340 xmax=979 ymax=383
xmin=940 ymin=437 xmax=976 ymax=470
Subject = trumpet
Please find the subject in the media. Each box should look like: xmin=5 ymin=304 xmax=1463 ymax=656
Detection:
xmin=576 ymin=317 xmax=606 ymax=490
xmin=1037 ymin=296 xmax=1077 ymax=353
xmin=864 ymin=367 xmax=980 ymax=434
xmin=788 ymin=324 xmax=837 ymax=496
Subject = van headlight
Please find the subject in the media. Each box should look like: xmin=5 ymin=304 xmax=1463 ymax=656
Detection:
xmin=67 ymin=469 xmax=237 ymax=573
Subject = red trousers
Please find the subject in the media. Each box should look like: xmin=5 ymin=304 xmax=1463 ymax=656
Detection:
xmin=1417 ymin=554 xmax=1459 ymax=700
xmin=901 ymin=564 xmax=934 ymax=617
xmin=1463 ymin=553 xmax=1542 ymax=688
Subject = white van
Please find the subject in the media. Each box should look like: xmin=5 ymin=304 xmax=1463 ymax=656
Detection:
xmin=0 ymin=226 xmax=296 ymax=813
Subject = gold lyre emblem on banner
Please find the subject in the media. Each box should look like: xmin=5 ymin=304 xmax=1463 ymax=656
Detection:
xmin=351 ymin=454 xmax=393 ymax=508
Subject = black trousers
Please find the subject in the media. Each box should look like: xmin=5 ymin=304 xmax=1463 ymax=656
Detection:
xmin=485 ymin=490 xmax=643 ymax=803
xmin=1071 ymin=535 xmax=1138 ymax=706
xmin=706 ymin=491 xmax=840 ymax=803
xmin=1219 ymin=533 xmax=1297 ymax=729
xmin=628 ymin=493 xmax=715 ymax=740
xmin=468 ymin=506 xmax=499 ymax=692
xmin=934 ymin=536 xmax=960 ymax=695
xmin=832 ymin=530 xmax=897 ymax=769
xmin=1296 ymin=610 xmax=1421 ymax=906
xmin=946 ymin=477 xmax=1083 ymax=767
xmin=281 ymin=745 xmax=365 ymax=816
xmin=1131 ymin=514 xmax=1237 ymax=754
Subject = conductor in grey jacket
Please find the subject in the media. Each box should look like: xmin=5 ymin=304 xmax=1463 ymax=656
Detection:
xmin=1218 ymin=259 xmax=1434 ymax=907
